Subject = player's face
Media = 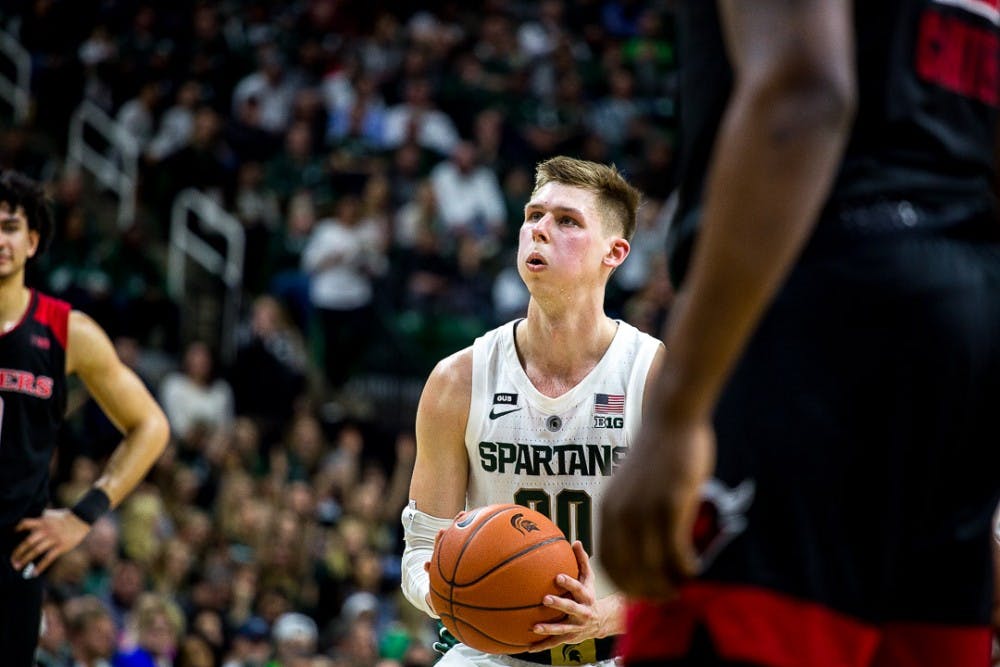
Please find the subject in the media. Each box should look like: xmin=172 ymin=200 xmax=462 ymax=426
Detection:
xmin=518 ymin=182 xmax=622 ymax=289
xmin=0 ymin=202 xmax=39 ymax=280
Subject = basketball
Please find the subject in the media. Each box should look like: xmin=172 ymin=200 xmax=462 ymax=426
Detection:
xmin=428 ymin=503 xmax=579 ymax=654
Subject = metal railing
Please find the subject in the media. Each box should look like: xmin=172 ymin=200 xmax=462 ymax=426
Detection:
xmin=168 ymin=189 xmax=245 ymax=362
xmin=0 ymin=28 xmax=30 ymax=124
xmin=66 ymin=100 xmax=138 ymax=229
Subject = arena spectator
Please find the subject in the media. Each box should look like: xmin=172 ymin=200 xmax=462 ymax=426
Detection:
xmin=65 ymin=596 xmax=117 ymax=667
xmin=231 ymin=44 xmax=302 ymax=135
xmin=429 ymin=141 xmax=506 ymax=257
xmin=382 ymin=78 xmax=459 ymax=156
xmin=301 ymin=194 xmax=388 ymax=393
xmin=146 ymin=81 xmax=203 ymax=163
xmin=160 ymin=341 xmax=235 ymax=441
xmin=113 ymin=592 xmax=185 ymax=667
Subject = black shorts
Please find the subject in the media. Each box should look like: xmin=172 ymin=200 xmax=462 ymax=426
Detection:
xmin=0 ymin=526 xmax=44 ymax=667
xmin=624 ymin=203 xmax=1000 ymax=666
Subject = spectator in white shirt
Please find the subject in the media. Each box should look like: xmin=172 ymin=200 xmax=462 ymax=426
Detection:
xmin=382 ymin=78 xmax=459 ymax=156
xmin=159 ymin=341 xmax=234 ymax=441
xmin=146 ymin=80 xmax=202 ymax=162
xmin=301 ymin=195 xmax=388 ymax=393
xmin=116 ymin=81 xmax=161 ymax=153
xmin=429 ymin=141 xmax=506 ymax=256
xmin=231 ymin=45 xmax=301 ymax=134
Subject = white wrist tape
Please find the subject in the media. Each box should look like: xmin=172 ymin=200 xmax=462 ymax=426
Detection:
xmin=401 ymin=501 xmax=454 ymax=618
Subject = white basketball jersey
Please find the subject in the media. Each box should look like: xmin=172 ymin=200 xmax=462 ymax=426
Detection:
xmin=465 ymin=319 xmax=662 ymax=598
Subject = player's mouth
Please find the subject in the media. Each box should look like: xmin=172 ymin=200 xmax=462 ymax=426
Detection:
xmin=525 ymin=252 xmax=547 ymax=270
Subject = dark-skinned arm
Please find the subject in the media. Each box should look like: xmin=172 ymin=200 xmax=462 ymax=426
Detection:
xmin=601 ymin=0 xmax=857 ymax=597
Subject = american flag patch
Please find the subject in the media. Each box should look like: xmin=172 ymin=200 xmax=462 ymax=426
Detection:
xmin=594 ymin=393 xmax=625 ymax=415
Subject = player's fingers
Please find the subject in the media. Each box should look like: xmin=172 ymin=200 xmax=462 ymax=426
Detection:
xmin=11 ymin=531 xmax=45 ymax=566
xmin=14 ymin=517 xmax=41 ymax=533
xmin=33 ymin=548 xmax=60 ymax=576
xmin=541 ymin=593 xmax=585 ymax=617
xmin=527 ymin=637 xmax=563 ymax=651
xmin=553 ymin=572 xmax=588 ymax=598
xmin=528 ymin=631 xmax=580 ymax=650
xmin=531 ymin=626 xmax=576 ymax=643
xmin=13 ymin=544 xmax=42 ymax=571
xmin=571 ymin=541 xmax=593 ymax=583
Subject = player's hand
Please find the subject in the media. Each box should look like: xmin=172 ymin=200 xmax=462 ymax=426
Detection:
xmin=530 ymin=541 xmax=618 ymax=650
xmin=599 ymin=416 xmax=714 ymax=599
xmin=424 ymin=527 xmax=447 ymax=615
xmin=11 ymin=509 xmax=91 ymax=577
xmin=432 ymin=622 xmax=459 ymax=655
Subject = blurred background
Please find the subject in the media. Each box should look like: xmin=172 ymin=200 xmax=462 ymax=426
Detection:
xmin=0 ymin=1 xmax=680 ymax=665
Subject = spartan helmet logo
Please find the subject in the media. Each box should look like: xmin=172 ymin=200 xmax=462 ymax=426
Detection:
xmin=561 ymin=643 xmax=584 ymax=664
xmin=509 ymin=513 xmax=541 ymax=535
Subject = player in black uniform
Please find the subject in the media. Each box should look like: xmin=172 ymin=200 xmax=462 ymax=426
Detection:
xmin=0 ymin=170 xmax=170 ymax=667
xmin=600 ymin=0 xmax=1000 ymax=665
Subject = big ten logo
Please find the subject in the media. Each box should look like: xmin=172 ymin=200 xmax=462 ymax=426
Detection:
xmin=592 ymin=416 xmax=623 ymax=429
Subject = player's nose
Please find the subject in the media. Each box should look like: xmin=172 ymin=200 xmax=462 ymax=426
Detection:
xmin=530 ymin=214 xmax=551 ymax=242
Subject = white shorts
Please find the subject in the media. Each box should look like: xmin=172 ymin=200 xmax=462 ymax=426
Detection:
xmin=436 ymin=643 xmax=619 ymax=667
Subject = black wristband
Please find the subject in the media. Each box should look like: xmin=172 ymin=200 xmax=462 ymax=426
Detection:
xmin=70 ymin=487 xmax=111 ymax=525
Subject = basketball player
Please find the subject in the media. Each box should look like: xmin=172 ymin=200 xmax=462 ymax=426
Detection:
xmin=599 ymin=1 xmax=1000 ymax=665
xmin=401 ymin=156 xmax=665 ymax=666
xmin=0 ymin=170 xmax=170 ymax=666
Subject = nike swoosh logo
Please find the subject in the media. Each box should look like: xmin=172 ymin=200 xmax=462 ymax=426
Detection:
xmin=488 ymin=406 xmax=523 ymax=420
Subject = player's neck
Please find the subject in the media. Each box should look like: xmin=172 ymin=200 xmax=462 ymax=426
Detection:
xmin=0 ymin=281 xmax=31 ymax=332
xmin=517 ymin=302 xmax=618 ymax=388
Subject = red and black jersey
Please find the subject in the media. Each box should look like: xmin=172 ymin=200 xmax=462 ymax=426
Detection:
xmin=0 ymin=290 xmax=69 ymax=528
xmin=668 ymin=0 xmax=1000 ymax=285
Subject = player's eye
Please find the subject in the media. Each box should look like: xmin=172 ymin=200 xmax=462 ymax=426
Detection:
xmin=559 ymin=216 xmax=577 ymax=226
xmin=525 ymin=211 xmax=543 ymax=222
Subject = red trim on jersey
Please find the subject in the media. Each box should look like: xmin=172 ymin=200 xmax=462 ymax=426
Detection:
xmin=871 ymin=623 xmax=993 ymax=667
xmin=621 ymin=583 xmax=879 ymax=667
xmin=32 ymin=291 xmax=70 ymax=350
xmin=621 ymin=584 xmax=993 ymax=667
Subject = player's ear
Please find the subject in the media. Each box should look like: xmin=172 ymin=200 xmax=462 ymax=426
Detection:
xmin=26 ymin=229 xmax=39 ymax=258
xmin=603 ymin=237 xmax=629 ymax=270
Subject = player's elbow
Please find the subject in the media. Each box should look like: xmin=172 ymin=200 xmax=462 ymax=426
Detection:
xmin=742 ymin=62 xmax=857 ymax=144
xmin=145 ymin=407 xmax=171 ymax=457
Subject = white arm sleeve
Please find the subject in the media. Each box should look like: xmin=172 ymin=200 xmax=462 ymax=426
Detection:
xmin=401 ymin=501 xmax=454 ymax=618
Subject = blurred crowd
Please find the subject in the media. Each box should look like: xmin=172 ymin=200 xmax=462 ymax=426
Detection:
xmin=0 ymin=1 xmax=680 ymax=665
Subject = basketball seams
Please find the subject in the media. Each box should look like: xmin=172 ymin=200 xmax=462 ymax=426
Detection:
xmin=450 ymin=536 xmax=570 ymax=587
xmin=439 ymin=505 xmax=513 ymax=583
xmin=430 ymin=504 xmax=577 ymax=652
xmin=443 ymin=615 xmax=535 ymax=650
xmin=436 ymin=504 xmax=512 ymax=646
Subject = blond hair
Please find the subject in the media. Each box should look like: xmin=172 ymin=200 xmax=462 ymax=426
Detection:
xmin=532 ymin=156 xmax=642 ymax=240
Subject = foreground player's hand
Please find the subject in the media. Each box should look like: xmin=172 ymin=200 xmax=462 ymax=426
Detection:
xmin=530 ymin=541 xmax=621 ymax=651
xmin=11 ymin=509 xmax=91 ymax=577
xmin=599 ymin=417 xmax=714 ymax=599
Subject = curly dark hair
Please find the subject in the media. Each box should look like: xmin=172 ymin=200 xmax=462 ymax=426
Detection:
xmin=0 ymin=169 xmax=54 ymax=257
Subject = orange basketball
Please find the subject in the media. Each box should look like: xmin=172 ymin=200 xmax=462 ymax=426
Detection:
xmin=428 ymin=503 xmax=579 ymax=654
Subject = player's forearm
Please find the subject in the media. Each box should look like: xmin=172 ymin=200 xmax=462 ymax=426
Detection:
xmin=659 ymin=74 xmax=855 ymax=423
xmin=93 ymin=410 xmax=169 ymax=507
